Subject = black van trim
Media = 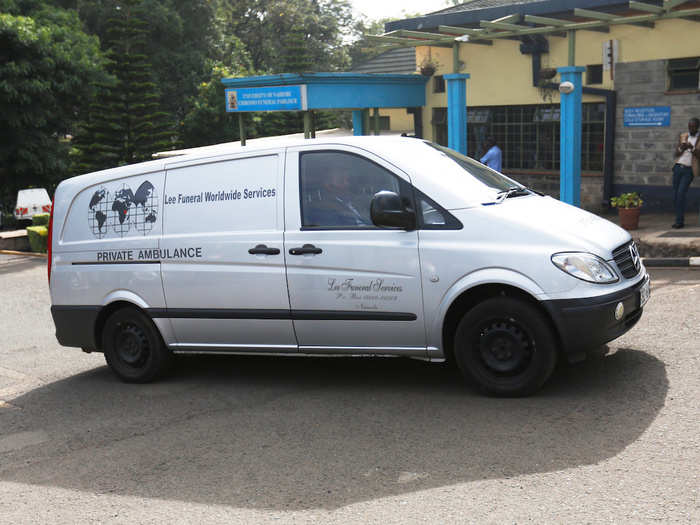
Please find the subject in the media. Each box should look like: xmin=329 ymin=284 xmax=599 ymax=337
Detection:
xmin=72 ymin=260 xmax=161 ymax=265
xmin=146 ymin=308 xmax=417 ymax=322
xmin=51 ymin=305 xmax=418 ymax=350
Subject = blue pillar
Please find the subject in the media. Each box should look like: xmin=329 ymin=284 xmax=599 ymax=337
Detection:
xmin=352 ymin=110 xmax=364 ymax=136
xmin=557 ymin=66 xmax=585 ymax=207
xmin=444 ymin=74 xmax=470 ymax=155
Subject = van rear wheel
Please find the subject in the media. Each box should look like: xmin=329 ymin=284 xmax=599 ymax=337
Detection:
xmin=454 ymin=297 xmax=557 ymax=397
xmin=102 ymin=307 xmax=172 ymax=383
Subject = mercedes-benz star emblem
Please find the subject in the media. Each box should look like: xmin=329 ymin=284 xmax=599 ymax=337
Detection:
xmin=629 ymin=243 xmax=640 ymax=270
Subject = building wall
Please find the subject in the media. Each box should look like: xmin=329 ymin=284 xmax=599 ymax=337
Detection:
xmin=418 ymin=17 xmax=700 ymax=116
xmin=378 ymin=108 xmax=415 ymax=133
xmin=614 ymin=59 xmax=700 ymax=211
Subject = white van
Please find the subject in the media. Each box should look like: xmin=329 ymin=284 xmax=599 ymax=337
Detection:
xmin=48 ymin=137 xmax=649 ymax=396
xmin=15 ymin=188 xmax=52 ymax=221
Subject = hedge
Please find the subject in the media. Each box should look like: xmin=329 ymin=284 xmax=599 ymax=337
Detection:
xmin=32 ymin=213 xmax=50 ymax=226
xmin=26 ymin=225 xmax=48 ymax=253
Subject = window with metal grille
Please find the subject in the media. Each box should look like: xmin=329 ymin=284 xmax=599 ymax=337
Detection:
xmin=466 ymin=103 xmax=605 ymax=172
xmin=668 ymin=57 xmax=700 ymax=90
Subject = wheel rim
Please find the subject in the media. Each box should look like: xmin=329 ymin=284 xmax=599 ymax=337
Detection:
xmin=114 ymin=321 xmax=149 ymax=367
xmin=475 ymin=318 xmax=534 ymax=376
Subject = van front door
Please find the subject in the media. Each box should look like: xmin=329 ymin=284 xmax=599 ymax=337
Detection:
xmin=283 ymin=147 xmax=426 ymax=356
xmin=160 ymin=152 xmax=296 ymax=352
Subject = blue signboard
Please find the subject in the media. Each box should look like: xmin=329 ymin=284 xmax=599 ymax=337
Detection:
xmin=623 ymin=106 xmax=671 ymax=127
xmin=225 ymin=85 xmax=307 ymax=112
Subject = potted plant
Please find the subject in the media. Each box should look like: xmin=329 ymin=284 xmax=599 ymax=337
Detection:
xmin=610 ymin=192 xmax=643 ymax=230
xmin=418 ymin=55 xmax=439 ymax=77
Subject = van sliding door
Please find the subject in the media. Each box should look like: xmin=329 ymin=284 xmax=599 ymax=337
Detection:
xmin=160 ymin=151 xmax=296 ymax=352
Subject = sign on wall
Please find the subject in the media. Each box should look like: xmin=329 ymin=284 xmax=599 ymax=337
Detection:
xmin=602 ymin=39 xmax=619 ymax=80
xmin=225 ymin=85 xmax=308 ymax=112
xmin=623 ymin=106 xmax=671 ymax=127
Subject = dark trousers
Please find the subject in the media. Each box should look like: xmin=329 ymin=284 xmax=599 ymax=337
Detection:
xmin=672 ymin=164 xmax=694 ymax=225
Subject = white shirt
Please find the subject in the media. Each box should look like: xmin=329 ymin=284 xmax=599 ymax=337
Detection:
xmin=678 ymin=133 xmax=698 ymax=167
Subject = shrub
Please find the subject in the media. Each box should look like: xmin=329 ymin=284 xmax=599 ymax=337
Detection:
xmin=610 ymin=192 xmax=643 ymax=209
xmin=26 ymin=226 xmax=48 ymax=253
xmin=2 ymin=212 xmax=18 ymax=230
xmin=32 ymin=213 xmax=50 ymax=226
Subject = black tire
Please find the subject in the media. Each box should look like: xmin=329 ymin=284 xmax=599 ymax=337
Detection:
xmin=102 ymin=306 xmax=172 ymax=383
xmin=454 ymin=297 xmax=557 ymax=397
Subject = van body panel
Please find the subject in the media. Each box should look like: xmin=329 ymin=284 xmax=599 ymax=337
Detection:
xmin=475 ymin=195 xmax=631 ymax=258
xmin=159 ymin=151 xmax=295 ymax=349
xmin=53 ymin=161 xmax=166 ymax=242
xmin=283 ymin=146 xmax=426 ymax=353
xmin=51 ymin=170 xmax=167 ymax=315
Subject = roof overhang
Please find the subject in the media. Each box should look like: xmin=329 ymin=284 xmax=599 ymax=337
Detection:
xmin=221 ymin=73 xmax=428 ymax=111
xmin=370 ymin=0 xmax=700 ymax=51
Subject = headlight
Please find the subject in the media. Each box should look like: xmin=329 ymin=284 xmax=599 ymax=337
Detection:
xmin=551 ymin=252 xmax=619 ymax=284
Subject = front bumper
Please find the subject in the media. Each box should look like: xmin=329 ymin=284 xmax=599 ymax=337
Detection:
xmin=542 ymin=275 xmax=649 ymax=362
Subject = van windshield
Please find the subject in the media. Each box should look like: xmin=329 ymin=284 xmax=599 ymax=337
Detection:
xmin=425 ymin=143 xmax=524 ymax=194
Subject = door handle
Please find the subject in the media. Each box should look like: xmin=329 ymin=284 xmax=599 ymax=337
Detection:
xmin=289 ymin=244 xmax=323 ymax=255
xmin=248 ymin=244 xmax=280 ymax=255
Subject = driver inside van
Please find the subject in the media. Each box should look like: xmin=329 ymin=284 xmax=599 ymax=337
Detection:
xmin=306 ymin=167 xmax=369 ymax=227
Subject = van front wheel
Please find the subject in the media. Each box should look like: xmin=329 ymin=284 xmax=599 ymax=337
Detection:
xmin=454 ymin=297 xmax=557 ymax=396
xmin=102 ymin=307 xmax=172 ymax=383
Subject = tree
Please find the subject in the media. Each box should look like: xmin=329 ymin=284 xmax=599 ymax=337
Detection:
xmin=180 ymin=37 xmax=254 ymax=148
xmin=0 ymin=2 xmax=107 ymax=204
xmin=347 ymin=16 xmax=392 ymax=69
xmin=73 ymin=0 xmax=178 ymax=173
xmin=50 ymin=0 xmax=220 ymax=123
xmin=217 ymin=0 xmax=354 ymax=74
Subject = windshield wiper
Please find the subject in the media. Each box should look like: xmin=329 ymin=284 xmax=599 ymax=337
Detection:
xmin=494 ymin=186 xmax=531 ymax=202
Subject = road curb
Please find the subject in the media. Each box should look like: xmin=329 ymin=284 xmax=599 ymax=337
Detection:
xmin=0 ymin=249 xmax=46 ymax=258
xmin=642 ymin=257 xmax=700 ymax=267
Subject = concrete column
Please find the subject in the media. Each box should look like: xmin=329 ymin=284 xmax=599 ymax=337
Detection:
xmin=352 ymin=110 xmax=364 ymax=136
xmin=444 ymin=74 xmax=470 ymax=155
xmin=558 ymin=66 xmax=585 ymax=207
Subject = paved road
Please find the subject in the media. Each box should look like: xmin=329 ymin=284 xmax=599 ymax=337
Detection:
xmin=0 ymin=254 xmax=698 ymax=523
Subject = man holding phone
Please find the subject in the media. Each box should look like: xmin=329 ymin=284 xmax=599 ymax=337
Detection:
xmin=671 ymin=117 xmax=699 ymax=228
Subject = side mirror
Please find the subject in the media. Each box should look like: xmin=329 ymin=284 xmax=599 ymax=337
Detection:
xmin=370 ymin=191 xmax=415 ymax=230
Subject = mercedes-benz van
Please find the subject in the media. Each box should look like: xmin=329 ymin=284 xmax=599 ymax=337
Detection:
xmin=48 ymin=137 xmax=649 ymax=396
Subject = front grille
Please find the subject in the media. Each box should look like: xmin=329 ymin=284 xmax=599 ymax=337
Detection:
xmin=612 ymin=241 xmax=641 ymax=279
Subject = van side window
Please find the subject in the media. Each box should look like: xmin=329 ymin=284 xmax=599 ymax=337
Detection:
xmin=415 ymin=189 xmax=463 ymax=230
xmin=300 ymin=151 xmax=405 ymax=229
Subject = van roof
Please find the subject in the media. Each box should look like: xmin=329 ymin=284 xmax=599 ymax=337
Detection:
xmin=61 ymin=135 xmax=423 ymax=191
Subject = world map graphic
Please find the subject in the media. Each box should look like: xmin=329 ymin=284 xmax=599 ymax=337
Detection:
xmin=88 ymin=181 xmax=158 ymax=238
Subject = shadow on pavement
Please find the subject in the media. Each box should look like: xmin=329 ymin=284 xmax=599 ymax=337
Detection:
xmin=0 ymin=348 xmax=666 ymax=510
xmin=0 ymin=255 xmax=45 ymax=276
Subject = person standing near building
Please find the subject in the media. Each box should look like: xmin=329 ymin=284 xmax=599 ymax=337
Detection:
xmin=480 ymin=137 xmax=503 ymax=172
xmin=671 ymin=117 xmax=699 ymax=228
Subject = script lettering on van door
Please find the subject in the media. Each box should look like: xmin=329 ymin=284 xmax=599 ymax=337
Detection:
xmin=163 ymin=187 xmax=276 ymax=205
xmin=96 ymin=247 xmax=203 ymax=262
xmin=327 ymin=278 xmax=404 ymax=309
xmin=88 ymin=181 xmax=158 ymax=239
